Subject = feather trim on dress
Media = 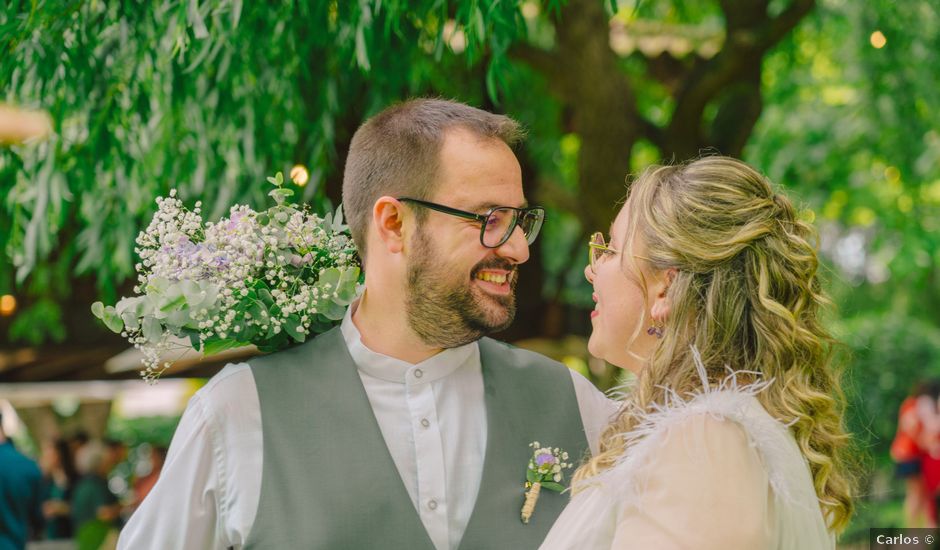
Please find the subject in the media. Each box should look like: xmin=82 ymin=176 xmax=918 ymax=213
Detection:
xmin=580 ymin=346 xmax=817 ymax=515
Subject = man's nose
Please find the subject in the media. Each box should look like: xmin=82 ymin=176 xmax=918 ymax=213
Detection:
xmin=494 ymin=225 xmax=530 ymax=264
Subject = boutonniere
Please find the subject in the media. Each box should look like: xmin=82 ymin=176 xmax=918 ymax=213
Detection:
xmin=521 ymin=442 xmax=573 ymax=524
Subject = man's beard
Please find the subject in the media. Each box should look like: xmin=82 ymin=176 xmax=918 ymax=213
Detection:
xmin=405 ymin=228 xmax=518 ymax=348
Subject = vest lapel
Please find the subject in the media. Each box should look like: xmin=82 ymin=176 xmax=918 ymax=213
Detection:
xmin=458 ymin=338 xmax=579 ymax=550
xmin=247 ymin=327 xmax=436 ymax=549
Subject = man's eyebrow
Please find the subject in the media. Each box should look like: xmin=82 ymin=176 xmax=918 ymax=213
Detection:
xmin=467 ymin=199 xmax=530 ymax=212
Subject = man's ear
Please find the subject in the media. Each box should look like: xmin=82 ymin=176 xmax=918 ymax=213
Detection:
xmin=372 ymin=196 xmax=408 ymax=254
xmin=650 ymin=268 xmax=677 ymax=322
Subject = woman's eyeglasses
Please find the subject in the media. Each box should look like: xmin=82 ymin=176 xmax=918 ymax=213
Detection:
xmin=397 ymin=197 xmax=546 ymax=249
xmin=588 ymin=232 xmax=618 ymax=273
xmin=588 ymin=232 xmax=656 ymax=273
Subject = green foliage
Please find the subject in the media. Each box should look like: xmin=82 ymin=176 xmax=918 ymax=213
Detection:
xmin=106 ymin=414 xmax=182 ymax=448
xmin=0 ymin=0 xmax=532 ymax=342
xmin=839 ymin=314 xmax=940 ymax=464
xmin=748 ymin=0 xmax=940 ymax=299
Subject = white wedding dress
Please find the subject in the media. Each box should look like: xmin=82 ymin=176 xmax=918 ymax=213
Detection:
xmin=540 ymin=360 xmax=835 ymax=550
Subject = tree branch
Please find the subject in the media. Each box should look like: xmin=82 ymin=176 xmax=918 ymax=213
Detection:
xmin=664 ymin=0 xmax=816 ymax=157
xmin=766 ymin=0 xmax=817 ymax=48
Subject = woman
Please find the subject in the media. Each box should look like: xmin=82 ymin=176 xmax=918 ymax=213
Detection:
xmin=541 ymin=157 xmax=854 ymax=549
xmin=891 ymin=380 xmax=940 ymax=527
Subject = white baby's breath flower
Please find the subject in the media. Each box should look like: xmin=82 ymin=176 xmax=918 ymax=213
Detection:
xmin=96 ymin=175 xmax=361 ymax=383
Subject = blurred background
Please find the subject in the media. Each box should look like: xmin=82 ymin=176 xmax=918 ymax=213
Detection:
xmin=1 ymin=0 xmax=938 ymax=548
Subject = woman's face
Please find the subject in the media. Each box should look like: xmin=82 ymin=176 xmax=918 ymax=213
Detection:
xmin=584 ymin=205 xmax=665 ymax=374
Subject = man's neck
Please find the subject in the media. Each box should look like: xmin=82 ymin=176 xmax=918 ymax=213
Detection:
xmin=352 ymin=291 xmax=443 ymax=364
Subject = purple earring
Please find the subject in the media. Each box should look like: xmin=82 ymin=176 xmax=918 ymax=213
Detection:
xmin=647 ymin=322 xmax=664 ymax=339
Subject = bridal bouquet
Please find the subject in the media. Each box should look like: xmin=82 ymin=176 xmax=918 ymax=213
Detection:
xmin=92 ymin=172 xmax=361 ymax=382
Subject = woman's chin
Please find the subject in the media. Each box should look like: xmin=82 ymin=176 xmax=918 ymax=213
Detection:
xmin=586 ymin=334 xmax=606 ymax=363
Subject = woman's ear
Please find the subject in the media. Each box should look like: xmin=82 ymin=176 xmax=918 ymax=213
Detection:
xmin=650 ymin=268 xmax=677 ymax=322
xmin=372 ymin=196 xmax=407 ymax=254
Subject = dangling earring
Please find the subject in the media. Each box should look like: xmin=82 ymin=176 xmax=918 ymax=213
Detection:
xmin=646 ymin=320 xmax=664 ymax=339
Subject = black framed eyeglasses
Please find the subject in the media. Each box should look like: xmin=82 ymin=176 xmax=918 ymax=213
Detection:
xmin=397 ymin=197 xmax=546 ymax=248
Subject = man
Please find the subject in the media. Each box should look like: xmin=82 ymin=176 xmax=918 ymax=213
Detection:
xmin=0 ymin=412 xmax=43 ymax=550
xmin=119 ymin=99 xmax=616 ymax=549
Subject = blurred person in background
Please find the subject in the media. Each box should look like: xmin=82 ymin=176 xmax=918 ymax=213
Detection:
xmin=0 ymin=411 xmax=44 ymax=550
xmin=68 ymin=432 xmax=89 ymax=463
xmin=132 ymin=446 xmax=166 ymax=508
xmin=70 ymin=440 xmax=121 ymax=537
xmin=892 ymin=379 xmax=940 ymax=527
xmin=39 ymin=437 xmax=78 ymax=540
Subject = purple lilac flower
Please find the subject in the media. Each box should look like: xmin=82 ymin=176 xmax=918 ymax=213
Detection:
xmin=535 ymin=453 xmax=556 ymax=467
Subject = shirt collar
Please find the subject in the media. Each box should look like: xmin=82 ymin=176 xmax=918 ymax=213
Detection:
xmin=341 ymin=299 xmax=477 ymax=384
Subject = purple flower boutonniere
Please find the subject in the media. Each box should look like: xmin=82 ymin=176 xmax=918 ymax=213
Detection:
xmin=521 ymin=442 xmax=572 ymax=524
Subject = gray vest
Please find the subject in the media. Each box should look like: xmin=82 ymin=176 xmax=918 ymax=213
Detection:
xmin=244 ymin=327 xmax=589 ymax=549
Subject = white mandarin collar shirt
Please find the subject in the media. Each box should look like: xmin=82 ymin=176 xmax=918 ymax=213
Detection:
xmin=119 ymin=303 xmax=618 ymax=550
xmin=344 ymin=310 xmax=474 ymax=384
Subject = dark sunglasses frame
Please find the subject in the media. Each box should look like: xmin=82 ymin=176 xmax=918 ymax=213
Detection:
xmin=397 ymin=197 xmax=545 ymax=248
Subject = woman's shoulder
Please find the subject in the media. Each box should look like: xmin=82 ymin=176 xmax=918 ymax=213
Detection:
xmin=612 ymin=386 xmax=785 ymax=472
xmin=597 ymin=375 xmax=812 ymax=511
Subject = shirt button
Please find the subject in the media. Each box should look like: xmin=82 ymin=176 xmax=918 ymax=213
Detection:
xmin=420 ymin=418 xmax=430 ymax=428
xmin=428 ymin=500 xmax=438 ymax=510
xmin=414 ymin=368 xmax=424 ymax=379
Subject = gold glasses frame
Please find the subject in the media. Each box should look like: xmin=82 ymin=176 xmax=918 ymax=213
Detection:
xmin=588 ymin=231 xmax=655 ymax=273
xmin=588 ymin=232 xmax=618 ymax=273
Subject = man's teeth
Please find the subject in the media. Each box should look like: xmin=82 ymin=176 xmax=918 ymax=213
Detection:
xmin=475 ymin=272 xmax=508 ymax=284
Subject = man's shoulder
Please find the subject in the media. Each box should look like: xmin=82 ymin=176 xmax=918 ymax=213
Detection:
xmin=201 ymin=361 xmax=255 ymax=396
xmin=193 ymin=362 xmax=258 ymax=417
xmin=0 ymin=443 xmax=39 ymax=472
xmin=245 ymin=326 xmax=342 ymax=371
xmin=478 ymin=337 xmax=567 ymax=373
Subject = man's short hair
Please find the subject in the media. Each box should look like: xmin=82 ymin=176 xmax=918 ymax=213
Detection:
xmin=342 ymin=98 xmax=524 ymax=261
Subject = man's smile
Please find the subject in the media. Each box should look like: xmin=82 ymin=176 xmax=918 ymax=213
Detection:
xmin=473 ymin=269 xmax=513 ymax=295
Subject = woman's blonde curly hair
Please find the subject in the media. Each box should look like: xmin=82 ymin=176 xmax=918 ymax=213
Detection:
xmin=572 ymin=156 xmax=855 ymax=533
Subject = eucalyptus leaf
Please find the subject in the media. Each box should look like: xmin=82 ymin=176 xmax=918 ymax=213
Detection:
xmin=318 ymin=267 xmax=341 ymax=289
xmin=121 ymin=310 xmax=140 ymax=331
xmin=146 ymin=276 xmax=171 ymax=294
xmin=142 ymin=316 xmax=162 ymax=342
xmin=115 ymin=295 xmax=144 ymax=316
xmin=202 ymin=338 xmax=249 ymax=356
xmin=101 ymin=307 xmax=124 ymax=334
xmin=181 ymin=280 xmax=204 ymax=308
xmin=283 ymin=316 xmax=306 ymax=343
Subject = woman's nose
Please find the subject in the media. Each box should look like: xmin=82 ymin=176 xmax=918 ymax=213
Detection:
xmin=584 ymin=263 xmax=594 ymax=284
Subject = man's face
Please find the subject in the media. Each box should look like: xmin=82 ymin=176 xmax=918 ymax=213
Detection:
xmin=405 ymin=128 xmax=530 ymax=348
